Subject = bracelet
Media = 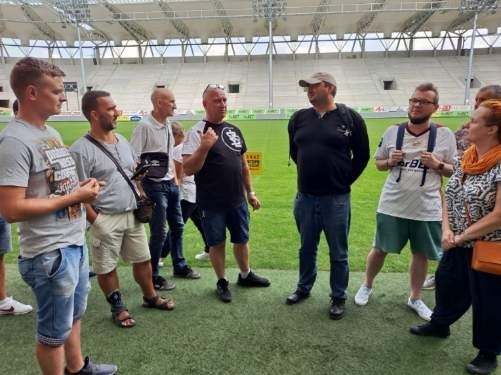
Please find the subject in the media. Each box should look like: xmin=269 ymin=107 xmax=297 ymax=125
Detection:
xmin=247 ymin=191 xmax=256 ymax=197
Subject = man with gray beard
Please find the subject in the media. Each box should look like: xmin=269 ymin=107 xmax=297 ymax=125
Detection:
xmin=354 ymin=83 xmax=457 ymax=321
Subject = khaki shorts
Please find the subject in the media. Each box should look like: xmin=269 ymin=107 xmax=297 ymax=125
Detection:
xmin=89 ymin=211 xmax=151 ymax=274
xmin=373 ymin=212 xmax=442 ymax=261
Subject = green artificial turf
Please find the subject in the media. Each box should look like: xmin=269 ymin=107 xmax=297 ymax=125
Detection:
xmin=1 ymin=117 xmax=468 ymax=273
xmin=1 ymin=264 xmax=482 ymax=375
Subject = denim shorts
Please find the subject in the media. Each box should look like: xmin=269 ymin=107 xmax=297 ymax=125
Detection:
xmin=0 ymin=216 xmax=12 ymax=255
xmin=201 ymin=202 xmax=249 ymax=246
xmin=18 ymin=245 xmax=90 ymax=346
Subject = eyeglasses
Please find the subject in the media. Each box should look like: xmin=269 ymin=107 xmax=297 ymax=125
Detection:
xmin=203 ymin=84 xmax=225 ymax=94
xmin=408 ymin=98 xmax=436 ymax=106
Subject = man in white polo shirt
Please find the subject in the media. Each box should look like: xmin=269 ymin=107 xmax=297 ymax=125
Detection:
xmin=131 ymin=88 xmax=200 ymax=292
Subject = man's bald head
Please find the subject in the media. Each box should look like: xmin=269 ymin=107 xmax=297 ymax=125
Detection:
xmin=151 ymin=88 xmax=174 ymax=105
xmin=151 ymin=87 xmax=176 ymax=119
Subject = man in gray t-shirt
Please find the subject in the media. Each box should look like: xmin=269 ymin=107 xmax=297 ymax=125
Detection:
xmin=0 ymin=58 xmax=116 ymax=374
xmin=70 ymin=91 xmax=175 ymax=327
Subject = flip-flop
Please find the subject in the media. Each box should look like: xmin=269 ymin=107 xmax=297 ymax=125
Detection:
xmin=142 ymin=295 xmax=175 ymax=311
xmin=112 ymin=310 xmax=136 ymax=328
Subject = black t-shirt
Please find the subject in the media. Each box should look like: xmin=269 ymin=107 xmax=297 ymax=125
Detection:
xmin=195 ymin=121 xmax=247 ymax=209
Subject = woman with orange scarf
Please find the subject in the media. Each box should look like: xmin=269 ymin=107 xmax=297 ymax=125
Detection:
xmin=410 ymin=99 xmax=501 ymax=374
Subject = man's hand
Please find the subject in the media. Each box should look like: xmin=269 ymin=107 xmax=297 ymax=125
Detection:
xmin=199 ymin=128 xmax=218 ymax=150
xmin=420 ymin=152 xmax=441 ymax=170
xmin=388 ymin=150 xmax=405 ymax=167
xmin=247 ymin=192 xmax=261 ymax=211
xmin=76 ymin=178 xmax=102 ymax=204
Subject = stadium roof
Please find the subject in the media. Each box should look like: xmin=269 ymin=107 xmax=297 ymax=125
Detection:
xmin=0 ymin=0 xmax=499 ymax=44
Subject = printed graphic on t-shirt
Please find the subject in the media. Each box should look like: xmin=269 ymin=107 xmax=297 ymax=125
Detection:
xmin=39 ymin=138 xmax=82 ymax=221
xmin=221 ymin=127 xmax=243 ymax=152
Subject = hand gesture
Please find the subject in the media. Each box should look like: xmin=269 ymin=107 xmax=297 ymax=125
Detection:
xmin=420 ymin=152 xmax=440 ymax=169
xmin=388 ymin=150 xmax=405 ymax=167
xmin=199 ymin=127 xmax=218 ymax=150
xmin=77 ymin=178 xmax=103 ymax=204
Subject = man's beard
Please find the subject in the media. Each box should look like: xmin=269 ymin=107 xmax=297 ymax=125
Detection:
xmin=99 ymin=117 xmax=117 ymax=131
xmin=408 ymin=113 xmax=432 ymax=125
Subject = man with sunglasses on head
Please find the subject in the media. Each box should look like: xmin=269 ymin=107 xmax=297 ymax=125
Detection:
xmin=286 ymin=72 xmax=370 ymax=320
xmin=183 ymin=84 xmax=270 ymax=303
xmin=354 ymin=82 xmax=457 ymax=322
xmin=131 ymin=88 xmax=200 ymax=293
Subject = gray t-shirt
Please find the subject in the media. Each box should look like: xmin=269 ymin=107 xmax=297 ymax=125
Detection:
xmin=0 ymin=118 xmax=85 ymax=258
xmin=70 ymin=133 xmax=137 ymax=214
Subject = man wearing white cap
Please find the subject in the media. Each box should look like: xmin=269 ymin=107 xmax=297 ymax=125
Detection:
xmin=286 ymin=72 xmax=370 ymax=320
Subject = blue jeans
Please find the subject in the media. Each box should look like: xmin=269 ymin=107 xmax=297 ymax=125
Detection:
xmin=18 ymin=245 xmax=89 ymax=346
xmin=293 ymin=192 xmax=351 ymax=302
xmin=142 ymin=179 xmax=185 ymax=276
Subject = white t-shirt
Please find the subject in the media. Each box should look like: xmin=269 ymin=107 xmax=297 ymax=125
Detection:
xmin=375 ymin=123 xmax=457 ymax=221
xmin=173 ymin=143 xmax=196 ymax=203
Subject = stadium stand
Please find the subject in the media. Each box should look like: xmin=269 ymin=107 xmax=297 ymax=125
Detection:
xmin=1 ymin=53 xmax=500 ymax=112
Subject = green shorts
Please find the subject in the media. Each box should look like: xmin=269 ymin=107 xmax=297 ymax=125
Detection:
xmin=373 ymin=213 xmax=442 ymax=260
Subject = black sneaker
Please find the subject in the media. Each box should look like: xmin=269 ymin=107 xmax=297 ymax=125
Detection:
xmin=409 ymin=322 xmax=450 ymax=338
xmin=152 ymin=276 xmax=176 ymax=291
xmin=216 ymin=278 xmax=232 ymax=303
xmin=64 ymin=356 xmax=118 ymax=375
xmin=237 ymin=271 xmax=271 ymax=287
xmin=329 ymin=301 xmax=346 ymax=320
xmin=173 ymin=265 xmax=201 ymax=279
xmin=466 ymin=352 xmax=498 ymax=374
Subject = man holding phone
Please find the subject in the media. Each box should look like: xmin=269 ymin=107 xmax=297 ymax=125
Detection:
xmin=70 ymin=90 xmax=175 ymax=329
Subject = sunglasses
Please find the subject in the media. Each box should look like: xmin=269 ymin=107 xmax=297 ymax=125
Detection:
xmin=204 ymin=84 xmax=225 ymax=94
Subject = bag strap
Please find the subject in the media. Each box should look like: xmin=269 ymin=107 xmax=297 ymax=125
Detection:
xmin=395 ymin=122 xmax=437 ymax=186
xmin=84 ymin=134 xmax=141 ymax=201
xmin=420 ymin=123 xmax=437 ymax=186
xmin=395 ymin=123 xmax=407 ymax=183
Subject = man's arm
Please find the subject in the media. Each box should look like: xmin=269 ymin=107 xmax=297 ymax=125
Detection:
xmin=288 ymin=114 xmax=298 ymax=164
xmin=183 ymin=127 xmax=218 ymax=176
xmin=349 ymin=111 xmax=370 ymax=182
xmin=241 ymin=154 xmax=260 ymax=210
xmin=0 ymin=180 xmax=101 ymax=223
xmin=174 ymin=160 xmax=183 ymax=186
xmin=130 ymin=123 xmax=147 ymax=157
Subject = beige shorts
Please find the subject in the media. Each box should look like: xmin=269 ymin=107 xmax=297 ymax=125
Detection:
xmin=89 ymin=211 xmax=151 ymax=274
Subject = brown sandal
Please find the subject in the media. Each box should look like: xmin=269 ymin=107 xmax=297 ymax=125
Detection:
xmin=142 ymin=295 xmax=175 ymax=311
xmin=112 ymin=310 xmax=136 ymax=328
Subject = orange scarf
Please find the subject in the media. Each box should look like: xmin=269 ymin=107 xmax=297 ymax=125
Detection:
xmin=462 ymin=144 xmax=501 ymax=175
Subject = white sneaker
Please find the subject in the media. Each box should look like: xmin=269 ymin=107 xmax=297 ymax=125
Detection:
xmin=158 ymin=259 xmax=165 ymax=267
xmin=407 ymin=298 xmax=432 ymax=321
xmin=422 ymin=276 xmax=436 ymax=290
xmin=0 ymin=296 xmax=33 ymax=315
xmin=354 ymin=284 xmax=373 ymax=306
xmin=195 ymin=252 xmax=209 ymax=261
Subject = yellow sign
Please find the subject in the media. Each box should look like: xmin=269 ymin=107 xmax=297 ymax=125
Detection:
xmin=245 ymin=152 xmax=262 ymax=175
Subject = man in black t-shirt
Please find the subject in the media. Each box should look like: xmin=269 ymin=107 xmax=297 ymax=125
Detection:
xmin=183 ymin=85 xmax=270 ymax=303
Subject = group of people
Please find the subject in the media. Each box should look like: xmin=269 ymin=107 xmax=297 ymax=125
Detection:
xmin=287 ymin=76 xmax=501 ymax=374
xmin=0 ymin=56 xmax=499 ymax=375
